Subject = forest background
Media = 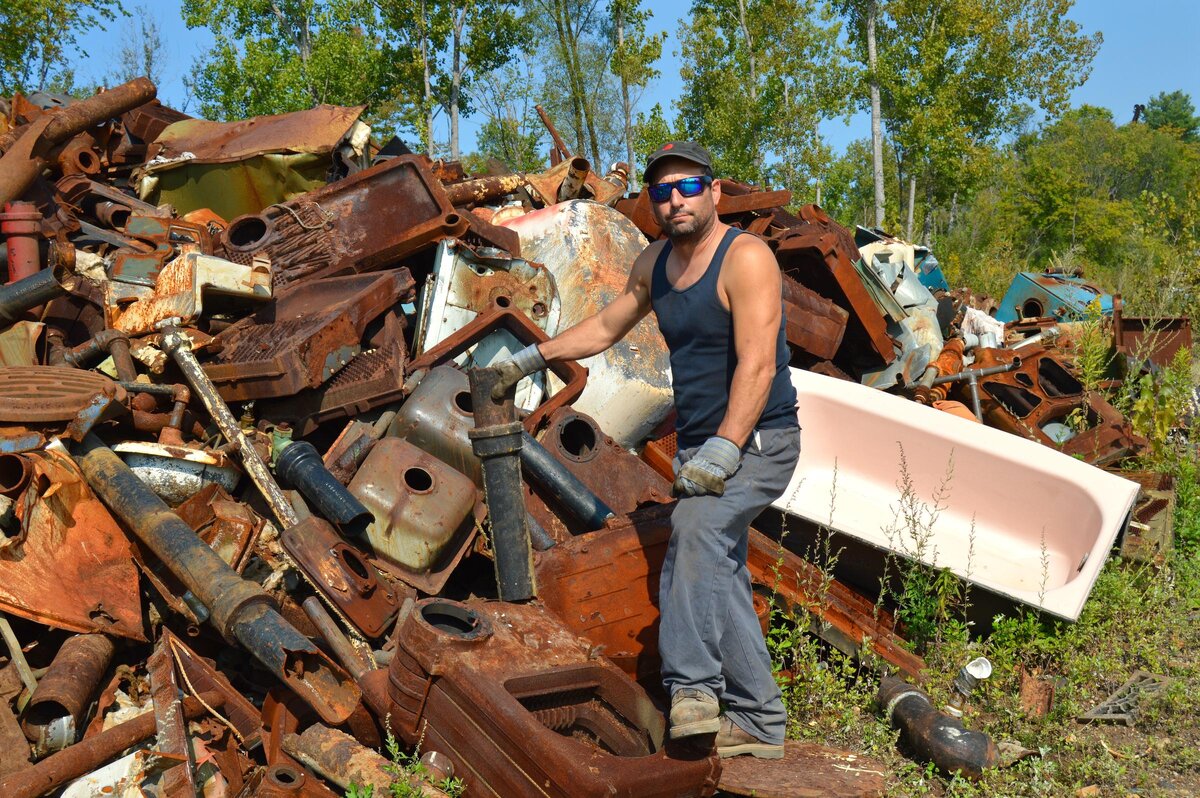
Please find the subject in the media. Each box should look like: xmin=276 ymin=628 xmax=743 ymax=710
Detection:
xmin=2 ymin=0 xmax=1197 ymax=324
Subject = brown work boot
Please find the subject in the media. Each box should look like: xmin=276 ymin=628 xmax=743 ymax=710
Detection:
xmin=715 ymin=716 xmax=785 ymax=759
xmin=669 ymin=688 xmax=721 ymax=738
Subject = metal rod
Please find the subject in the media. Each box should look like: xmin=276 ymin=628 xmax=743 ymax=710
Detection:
xmin=302 ymin=597 xmax=371 ymax=680
xmin=930 ymin=359 xmax=1022 ymax=386
xmin=0 ymin=263 xmax=75 ymax=327
xmin=443 ymin=173 xmax=529 ymax=207
xmin=966 ymin=372 xmax=983 ymax=421
xmin=468 ymin=367 xmax=536 ymax=601
xmin=535 ymin=105 xmax=571 ymax=161
xmin=158 ymin=324 xmax=298 ymax=528
xmin=0 ymin=613 xmax=38 ymax=702
xmin=0 ymin=78 xmax=157 ymax=205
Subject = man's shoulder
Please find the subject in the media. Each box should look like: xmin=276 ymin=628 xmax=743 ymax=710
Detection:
xmin=726 ymin=230 xmax=775 ymax=259
xmin=724 ymin=232 xmax=779 ymax=276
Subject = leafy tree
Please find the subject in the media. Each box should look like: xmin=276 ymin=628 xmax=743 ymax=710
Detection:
xmin=182 ymin=0 xmax=411 ymax=130
xmin=0 ymin=0 xmax=123 ymax=95
xmin=377 ymin=0 xmax=452 ymax=152
xmin=631 ymin=102 xmax=682 ymax=168
xmin=879 ymin=0 xmax=1100 ymax=241
xmin=831 ymin=0 xmax=886 ymax=227
xmin=1143 ymin=90 xmax=1199 ymax=142
xmin=440 ymin=0 xmax=524 ymax=159
xmin=820 ymin=136 xmax=901 ymax=229
xmin=676 ymin=0 xmax=849 ymax=196
xmin=609 ymin=0 xmax=664 ymax=175
xmin=938 ymin=104 xmax=1200 ymax=318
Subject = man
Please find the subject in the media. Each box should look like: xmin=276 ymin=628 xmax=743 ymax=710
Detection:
xmin=492 ymin=141 xmax=800 ymax=759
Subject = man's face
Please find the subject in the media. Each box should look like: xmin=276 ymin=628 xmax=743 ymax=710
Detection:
xmin=646 ymin=158 xmax=721 ymax=240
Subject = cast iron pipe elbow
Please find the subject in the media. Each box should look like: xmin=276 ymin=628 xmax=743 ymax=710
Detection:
xmin=878 ymin=674 xmax=998 ymax=780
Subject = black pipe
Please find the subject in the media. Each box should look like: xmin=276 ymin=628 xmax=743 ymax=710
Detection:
xmin=468 ymin=367 xmax=535 ymax=601
xmin=0 ymin=264 xmax=73 ymax=326
xmin=519 ymin=432 xmax=613 ymax=530
xmin=526 ymin=513 xmax=556 ymax=551
xmin=72 ymin=434 xmax=360 ymax=725
xmin=878 ymin=675 xmax=997 ymax=780
xmin=274 ymin=441 xmax=371 ymax=529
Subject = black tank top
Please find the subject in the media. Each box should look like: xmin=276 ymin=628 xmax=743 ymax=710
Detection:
xmin=649 ymin=227 xmax=798 ymax=449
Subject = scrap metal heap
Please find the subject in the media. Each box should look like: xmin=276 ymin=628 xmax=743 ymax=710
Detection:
xmin=0 ymin=79 xmax=1189 ymax=795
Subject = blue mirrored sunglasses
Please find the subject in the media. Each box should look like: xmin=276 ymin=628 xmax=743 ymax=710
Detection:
xmin=647 ymin=175 xmax=713 ymax=203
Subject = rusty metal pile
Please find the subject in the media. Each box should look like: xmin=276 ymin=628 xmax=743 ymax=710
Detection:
xmin=0 ymin=78 xmax=1190 ymax=796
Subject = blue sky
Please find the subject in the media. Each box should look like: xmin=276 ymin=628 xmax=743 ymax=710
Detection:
xmin=76 ymin=0 xmax=1200 ymax=155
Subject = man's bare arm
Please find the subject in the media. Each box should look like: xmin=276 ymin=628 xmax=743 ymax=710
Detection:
xmin=538 ymin=245 xmax=658 ymax=362
xmin=715 ymin=236 xmax=784 ymax=449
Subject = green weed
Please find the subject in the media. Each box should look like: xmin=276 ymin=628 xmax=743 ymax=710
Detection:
xmin=343 ymin=728 xmax=465 ymax=798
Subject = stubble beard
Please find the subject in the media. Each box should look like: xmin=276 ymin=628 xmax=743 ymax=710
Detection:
xmin=662 ymin=205 xmax=713 ymax=241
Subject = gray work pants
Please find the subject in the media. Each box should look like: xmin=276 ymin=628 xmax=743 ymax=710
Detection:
xmin=660 ymin=426 xmax=801 ymax=745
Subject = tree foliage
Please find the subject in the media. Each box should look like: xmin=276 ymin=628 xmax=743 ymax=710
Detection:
xmin=1144 ymin=90 xmax=1199 ymax=142
xmin=676 ymin=0 xmax=849 ymax=197
xmin=181 ymin=0 xmax=409 ymax=127
xmin=0 ymin=0 xmax=123 ymax=95
xmin=936 ymin=106 xmax=1200 ymax=317
xmin=832 ymin=0 xmax=1101 ymax=239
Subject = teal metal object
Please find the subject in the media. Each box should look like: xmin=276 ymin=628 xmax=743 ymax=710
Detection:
xmin=994 ymin=272 xmax=1112 ymax=323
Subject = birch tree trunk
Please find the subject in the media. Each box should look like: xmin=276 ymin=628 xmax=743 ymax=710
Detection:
xmin=905 ymin=173 xmax=916 ymax=240
xmin=736 ymin=0 xmax=763 ymax=175
xmin=449 ymin=6 xmax=466 ymax=159
xmin=867 ymin=0 xmax=885 ymax=228
xmin=616 ymin=5 xmax=634 ymax=171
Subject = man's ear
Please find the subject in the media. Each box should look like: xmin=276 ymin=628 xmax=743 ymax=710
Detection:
xmin=711 ymin=178 xmax=722 ymax=205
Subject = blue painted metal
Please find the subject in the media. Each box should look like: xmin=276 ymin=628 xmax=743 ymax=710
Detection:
xmin=994 ymin=272 xmax=1113 ymax=324
xmin=914 ymin=250 xmax=950 ymax=293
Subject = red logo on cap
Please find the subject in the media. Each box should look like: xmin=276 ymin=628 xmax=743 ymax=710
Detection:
xmin=663 ymin=143 xmax=674 ymax=150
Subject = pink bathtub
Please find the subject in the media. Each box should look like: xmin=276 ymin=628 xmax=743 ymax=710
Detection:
xmin=773 ymin=368 xmax=1140 ymax=621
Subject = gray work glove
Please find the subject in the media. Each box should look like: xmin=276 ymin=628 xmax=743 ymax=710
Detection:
xmin=491 ymin=343 xmax=546 ymax=400
xmin=672 ymin=436 xmax=741 ymax=498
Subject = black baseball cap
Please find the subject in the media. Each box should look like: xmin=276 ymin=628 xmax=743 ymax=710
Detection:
xmin=643 ymin=141 xmax=713 ymax=184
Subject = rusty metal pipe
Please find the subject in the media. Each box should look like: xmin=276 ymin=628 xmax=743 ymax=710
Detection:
xmin=1 ymin=202 xmax=42 ymax=284
xmin=878 ymin=675 xmax=997 ymax=780
xmin=0 ymin=78 xmax=156 ymax=205
xmin=931 ymin=358 xmax=1021 ymax=421
xmin=282 ymin=725 xmax=452 ymax=797
xmin=0 ymin=262 xmax=75 ymax=327
xmin=444 ymin=173 xmax=528 ymax=207
xmin=0 ymin=689 xmax=223 ymax=798
xmin=159 ymin=324 xmax=298 ymax=528
xmin=73 ymin=435 xmax=359 ymax=724
xmin=302 ymin=596 xmax=370 ymax=680
xmin=22 ymin=634 xmax=116 ymax=757
xmin=468 ymin=367 xmax=536 ymax=601
xmin=0 ymin=453 xmax=32 ymax=498
xmin=535 ymin=104 xmax=571 ymax=161
xmin=557 ymin=157 xmax=590 ymax=202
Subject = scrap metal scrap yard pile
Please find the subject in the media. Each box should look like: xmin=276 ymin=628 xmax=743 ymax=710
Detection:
xmin=0 ymin=78 xmax=1191 ymax=797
